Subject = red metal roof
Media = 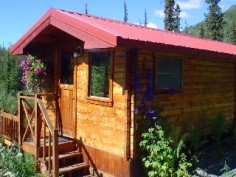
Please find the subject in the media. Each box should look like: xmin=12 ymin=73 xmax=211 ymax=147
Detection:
xmin=10 ymin=8 xmax=236 ymax=57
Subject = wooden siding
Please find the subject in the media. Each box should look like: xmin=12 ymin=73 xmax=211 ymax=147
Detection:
xmin=134 ymin=50 xmax=236 ymax=130
xmin=76 ymin=49 xmax=128 ymax=157
xmin=82 ymin=144 xmax=130 ymax=177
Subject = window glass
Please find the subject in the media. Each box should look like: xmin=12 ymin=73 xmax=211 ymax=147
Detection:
xmin=156 ymin=58 xmax=183 ymax=89
xmin=60 ymin=53 xmax=74 ymax=84
xmin=89 ymin=53 xmax=110 ymax=98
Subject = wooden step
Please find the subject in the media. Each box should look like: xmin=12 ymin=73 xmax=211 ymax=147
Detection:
xmin=59 ymin=162 xmax=90 ymax=175
xmin=39 ymin=150 xmax=82 ymax=162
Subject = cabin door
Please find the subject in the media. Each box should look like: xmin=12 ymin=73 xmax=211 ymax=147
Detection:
xmin=58 ymin=53 xmax=76 ymax=138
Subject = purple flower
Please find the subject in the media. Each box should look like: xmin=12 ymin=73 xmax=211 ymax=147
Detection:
xmin=146 ymin=109 xmax=158 ymax=125
xmin=135 ymin=74 xmax=141 ymax=93
xmin=19 ymin=55 xmax=47 ymax=92
xmin=34 ymin=68 xmax=43 ymax=75
xmin=134 ymin=107 xmax=139 ymax=114
xmin=146 ymin=82 xmax=154 ymax=101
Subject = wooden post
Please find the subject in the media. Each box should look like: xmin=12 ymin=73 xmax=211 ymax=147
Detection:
xmin=18 ymin=92 xmax=23 ymax=146
xmin=34 ymin=94 xmax=40 ymax=169
xmin=52 ymin=129 xmax=59 ymax=177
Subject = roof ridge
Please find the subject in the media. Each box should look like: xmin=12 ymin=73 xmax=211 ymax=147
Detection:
xmin=56 ymin=8 xmax=235 ymax=47
xmin=56 ymin=9 xmax=163 ymax=32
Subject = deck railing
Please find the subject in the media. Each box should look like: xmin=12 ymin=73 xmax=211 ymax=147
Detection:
xmin=18 ymin=92 xmax=59 ymax=177
xmin=0 ymin=112 xmax=18 ymax=142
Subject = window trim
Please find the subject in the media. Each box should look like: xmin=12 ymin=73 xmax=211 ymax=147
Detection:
xmin=87 ymin=50 xmax=113 ymax=107
xmin=155 ymin=56 xmax=183 ymax=91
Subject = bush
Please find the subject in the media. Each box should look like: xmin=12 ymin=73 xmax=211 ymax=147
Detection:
xmin=0 ymin=141 xmax=42 ymax=177
xmin=139 ymin=125 xmax=192 ymax=177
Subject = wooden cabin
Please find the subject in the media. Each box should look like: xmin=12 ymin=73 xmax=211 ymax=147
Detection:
xmin=2 ymin=8 xmax=236 ymax=177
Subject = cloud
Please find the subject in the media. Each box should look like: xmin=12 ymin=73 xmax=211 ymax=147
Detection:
xmin=154 ymin=9 xmax=189 ymax=19
xmin=180 ymin=11 xmax=189 ymax=18
xmin=154 ymin=10 xmax=165 ymax=18
xmin=177 ymin=0 xmax=202 ymax=10
xmin=147 ymin=22 xmax=158 ymax=29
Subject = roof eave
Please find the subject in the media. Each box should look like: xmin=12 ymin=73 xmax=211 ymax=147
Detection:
xmin=117 ymin=37 xmax=236 ymax=60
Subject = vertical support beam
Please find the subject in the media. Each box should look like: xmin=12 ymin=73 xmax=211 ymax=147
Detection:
xmin=34 ymin=94 xmax=40 ymax=169
xmin=18 ymin=92 xmax=23 ymax=146
xmin=54 ymin=47 xmax=60 ymax=131
xmin=52 ymin=129 xmax=59 ymax=177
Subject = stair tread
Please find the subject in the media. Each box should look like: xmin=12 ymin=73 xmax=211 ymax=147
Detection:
xmin=59 ymin=150 xmax=82 ymax=159
xmin=59 ymin=162 xmax=90 ymax=174
xmin=39 ymin=150 xmax=82 ymax=161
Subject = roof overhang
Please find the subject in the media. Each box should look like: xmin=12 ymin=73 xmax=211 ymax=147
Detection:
xmin=10 ymin=8 xmax=116 ymax=55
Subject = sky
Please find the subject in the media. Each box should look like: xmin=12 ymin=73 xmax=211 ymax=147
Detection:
xmin=1 ymin=0 xmax=236 ymax=49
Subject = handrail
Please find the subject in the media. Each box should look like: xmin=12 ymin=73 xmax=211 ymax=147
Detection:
xmin=37 ymin=98 xmax=54 ymax=133
xmin=18 ymin=92 xmax=59 ymax=177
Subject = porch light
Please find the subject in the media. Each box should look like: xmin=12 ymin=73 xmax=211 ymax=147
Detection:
xmin=73 ymin=46 xmax=83 ymax=58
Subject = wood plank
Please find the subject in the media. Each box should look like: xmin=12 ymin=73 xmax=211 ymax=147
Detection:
xmin=58 ymin=163 xmax=89 ymax=174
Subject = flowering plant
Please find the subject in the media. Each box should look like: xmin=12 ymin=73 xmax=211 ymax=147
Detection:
xmin=19 ymin=55 xmax=47 ymax=93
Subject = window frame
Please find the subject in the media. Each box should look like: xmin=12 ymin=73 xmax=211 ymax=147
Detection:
xmin=87 ymin=50 xmax=113 ymax=106
xmin=155 ymin=56 xmax=183 ymax=91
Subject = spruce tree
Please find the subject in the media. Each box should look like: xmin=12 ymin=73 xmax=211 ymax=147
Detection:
xmin=85 ymin=4 xmax=88 ymax=14
xmin=205 ymin=0 xmax=224 ymax=41
xmin=174 ymin=3 xmax=181 ymax=32
xmin=200 ymin=24 xmax=206 ymax=38
xmin=144 ymin=9 xmax=148 ymax=27
xmin=164 ymin=0 xmax=176 ymax=31
xmin=229 ymin=22 xmax=236 ymax=44
xmin=184 ymin=20 xmax=189 ymax=34
xmin=124 ymin=0 xmax=128 ymax=22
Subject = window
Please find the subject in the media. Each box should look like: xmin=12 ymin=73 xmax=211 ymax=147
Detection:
xmin=89 ymin=53 xmax=110 ymax=98
xmin=60 ymin=53 xmax=74 ymax=84
xmin=156 ymin=58 xmax=183 ymax=89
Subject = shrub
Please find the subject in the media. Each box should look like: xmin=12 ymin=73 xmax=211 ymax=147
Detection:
xmin=139 ymin=125 xmax=192 ymax=177
xmin=209 ymin=112 xmax=227 ymax=144
xmin=0 ymin=141 xmax=42 ymax=177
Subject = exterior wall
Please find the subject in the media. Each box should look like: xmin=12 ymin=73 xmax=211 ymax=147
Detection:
xmin=131 ymin=49 xmax=236 ymax=176
xmin=135 ymin=50 xmax=236 ymax=130
xmin=76 ymin=48 xmax=130 ymax=176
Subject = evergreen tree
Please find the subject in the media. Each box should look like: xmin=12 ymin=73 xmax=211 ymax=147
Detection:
xmin=174 ymin=3 xmax=181 ymax=32
xmin=164 ymin=0 xmax=176 ymax=31
xmin=124 ymin=0 xmax=128 ymax=22
xmin=85 ymin=3 xmax=88 ymax=15
xmin=184 ymin=19 xmax=189 ymax=34
xmin=229 ymin=22 xmax=236 ymax=44
xmin=0 ymin=48 xmax=23 ymax=113
xmin=199 ymin=24 xmax=206 ymax=38
xmin=205 ymin=0 xmax=224 ymax=41
xmin=144 ymin=9 xmax=148 ymax=27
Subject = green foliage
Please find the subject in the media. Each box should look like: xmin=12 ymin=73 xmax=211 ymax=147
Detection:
xmin=164 ymin=0 xmax=181 ymax=32
xmin=139 ymin=125 xmax=192 ymax=177
xmin=0 ymin=47 xmax=23 ymax=114
xmin=0 ymin=142 xmax=42 ymax=177
xmin=229 ymin=22 xmax=236 ymax=44
xmin=164 ymin=0 xmax=176 ymax=31
xmin=209 ymin=112 xmax=227 ymax=146
xmin=220 ymin=161 xmax=230 ymax=174
xmin=90 ymin=53 xmax=110 ymax=97
xmin=205 ymin=0 xmax=224 ymax=41
xmin=0 ymin=91 xmax=18 ymax=114
xmin=187 ymin=124 xmax=205 ymax=153
xmin=174 ymin=3 xmax=181 ymax=32
xmin=144 ymin=9 xmax=148 ymax=26
xmin=185 ymin=4 xmax=236 ymax=43
xmin=124 ymin=0 xmax=128 ymax=22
